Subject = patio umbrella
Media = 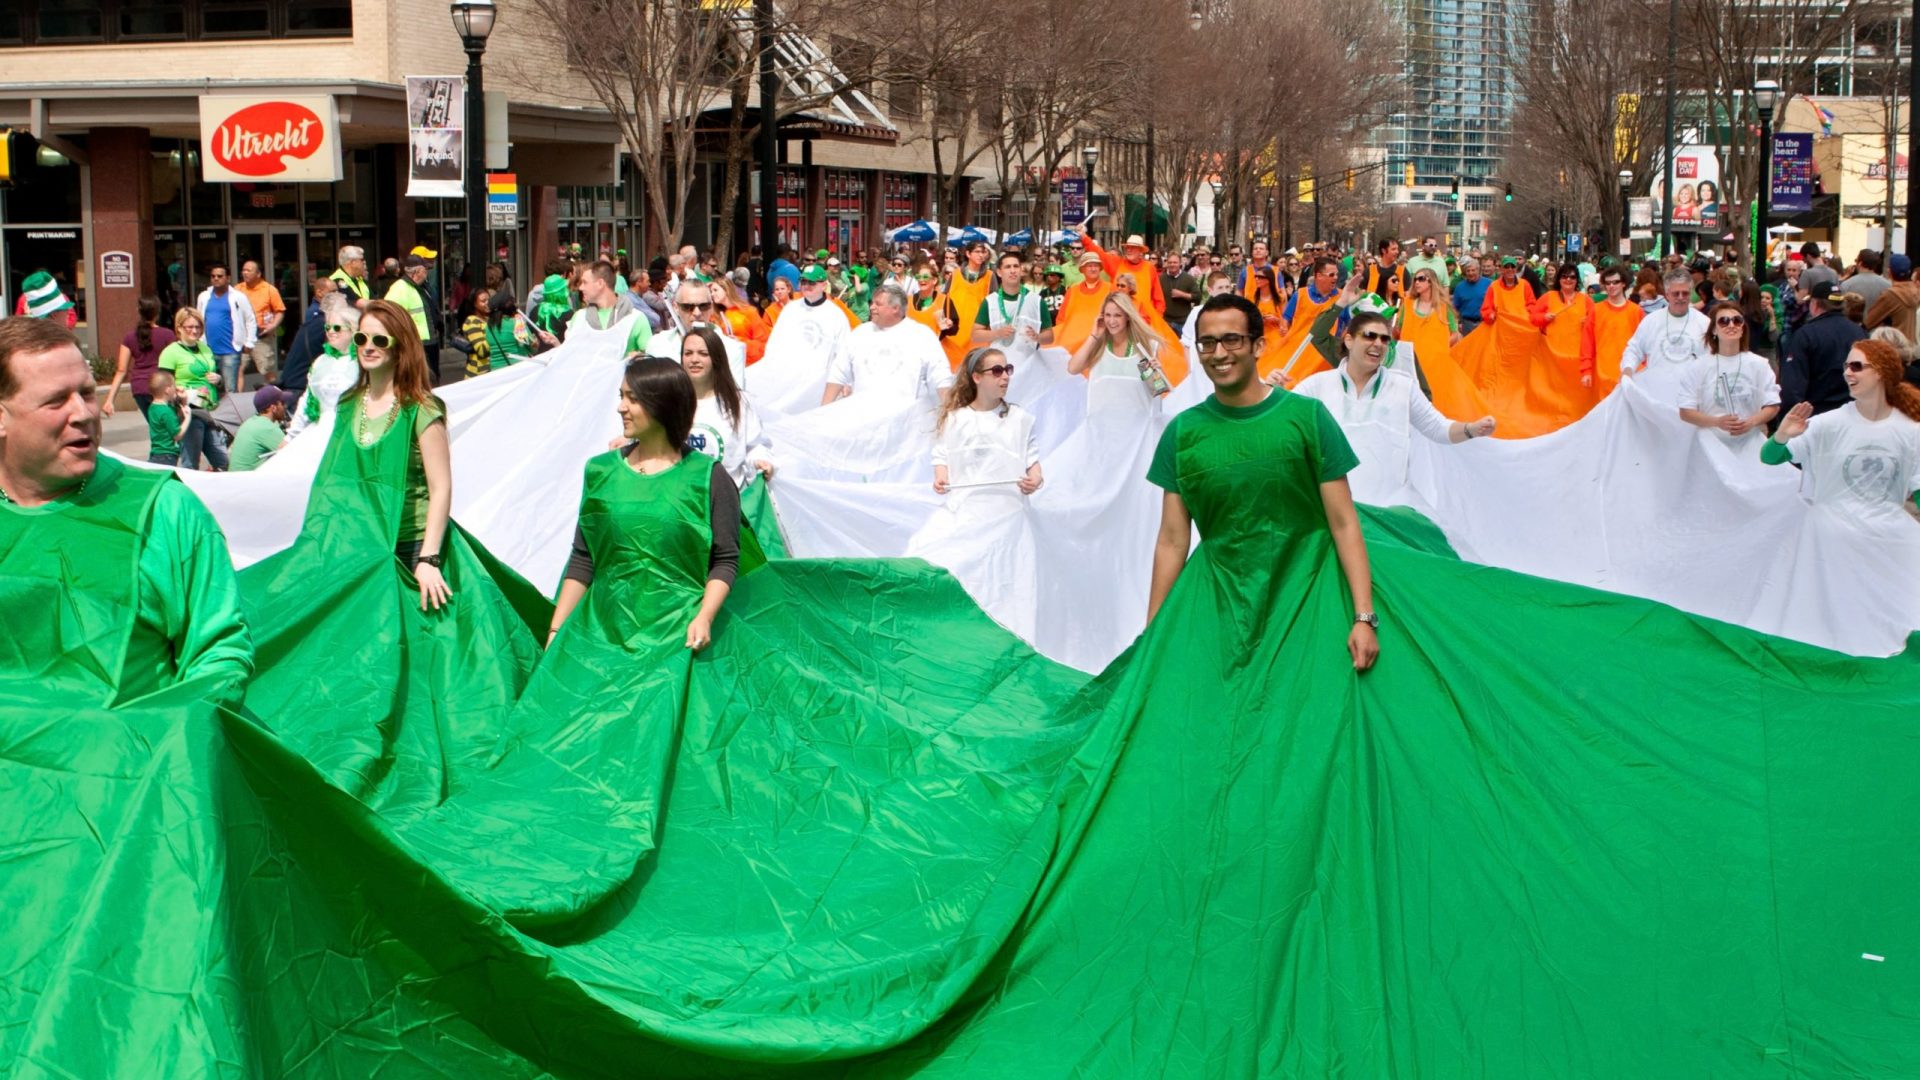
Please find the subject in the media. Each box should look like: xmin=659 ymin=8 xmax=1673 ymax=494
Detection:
xmin=886 ymin=220 xmax=938 ymax=243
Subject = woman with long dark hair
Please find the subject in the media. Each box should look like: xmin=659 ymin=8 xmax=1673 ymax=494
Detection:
xmin=548 ymin=355 xmax=742 ymax=650
xmin=682 ymin=324 xmax=774 ymax=488
xmin=103 ymin=295 xmax=174 ymax=418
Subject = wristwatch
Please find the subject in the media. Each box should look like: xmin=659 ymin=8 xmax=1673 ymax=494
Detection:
xmin=416 ymin=552 xmax=445 ymax=568
xmin=1354 ymin=612 xmax=1379 ymax=628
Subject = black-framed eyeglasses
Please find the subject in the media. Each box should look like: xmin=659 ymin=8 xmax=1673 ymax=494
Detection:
xmin=1195 ymin=333 xmax=1253 ymax=353
xmin=978 ymin=363 xmax=1016 ymax=377
xmin=353 ymin=332 xmax=393 ymax=349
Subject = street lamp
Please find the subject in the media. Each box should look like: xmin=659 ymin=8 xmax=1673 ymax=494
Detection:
xmin=1208 ymin=176 xmax=1225 ymax=248
xmin=451 ymin=0 xmax=496 ymax=291
xmin=1618 ymin=168 xmax=1634 ymax=251
xmin=1753 ymin=77 xmax=1780 ymax=276
xmin=1081 ymin=144 xmax=1101 ymax=235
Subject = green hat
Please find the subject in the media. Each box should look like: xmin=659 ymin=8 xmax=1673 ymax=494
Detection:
xmin=534 ymin=273 xmax=573 ymax=330
xmin=800 ymin=265 xmax=827 ymax=283
xmin=20 ymin=271 xmax=71 ymax=319
xmin=1500 ymin=256 xmax=1519 ymax=268
xmin=814 ymin=249 xmax=831 ymax=262
xmin=1350 ymin=294 xmax=1393 ymax=320
xmin=1045 ymin=264 xmax=1069 ymax=277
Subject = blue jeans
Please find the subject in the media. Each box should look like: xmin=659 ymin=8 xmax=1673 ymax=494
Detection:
xmin=178 ymin=409 xmax=230 ymax=471
xmin=216 ymin=353 xmax=243 ymax=395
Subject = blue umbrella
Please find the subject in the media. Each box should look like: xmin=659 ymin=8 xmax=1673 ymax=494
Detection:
xmin=1003 ymin=228 xmax=1033 ymax=247
xmin=886 ymin=219 xmax=937 ymax=243
xmin=946 ymin=226 xmax=993 ymax=247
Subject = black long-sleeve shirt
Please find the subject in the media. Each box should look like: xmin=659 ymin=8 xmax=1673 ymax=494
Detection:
xmin=564 ymin=459 xmax=741 ymax=587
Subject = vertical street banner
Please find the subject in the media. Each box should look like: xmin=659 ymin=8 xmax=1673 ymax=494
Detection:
xmin=1060 ymin=178 xmax=1088 ymax=224
xmin=406 ymin=75 xmax=465 ymax=198
xmin=1770 ymin=133 xmax=1814 ymax=214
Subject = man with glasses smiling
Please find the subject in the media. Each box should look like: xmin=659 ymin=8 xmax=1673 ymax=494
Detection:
xmin=647 ymin=274 xmax=746 ymax=385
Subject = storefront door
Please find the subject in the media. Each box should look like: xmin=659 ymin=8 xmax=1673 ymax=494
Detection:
xmin=233 ymin=227 xmax=305 ymax=339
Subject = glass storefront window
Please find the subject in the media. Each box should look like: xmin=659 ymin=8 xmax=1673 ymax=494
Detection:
xmin=301 ymin=181 xmax=335 ymax=225
xmin=152 ymin=143 xmax=186 ymax=227
xmin=230 ymin=181 xmax=300 ymax=220
xmin=305 ymin=229 xmax=335 ymax=289
xmin=336 ymin=149 xmax=378 ymax=225
xmin=154 ymin=230 xmax=188 ymax=317
xmin=5 ymin=227 xmax=87 ymax=325
xmin=184 ymin=147 xmax=226 ymax=226
xmin=4 ymin=144 xmax=82 ymax=224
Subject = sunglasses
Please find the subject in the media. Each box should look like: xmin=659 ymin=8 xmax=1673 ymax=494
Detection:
xmin=1845 ymin=359 xmax=1868 ymax=372
xmin=325 ymin=323 xmax=351 ymax=333
xmin=915 ymin=275 xmax=934 ymax=283
xmin=352 ymin=332 xmax=393 ymax=349
xmin=1355 ymin=330 xmax=1394 ymax=344
xmin=1195 ymin=333 xmax=1253 ymax=353
xmin=978 ymin=364 xmax=1016 ymax=377
xmin=1715 ymin=315 xmax=1745 ymax=327
xmin=679 ymin=301 xmax=715 ymax=312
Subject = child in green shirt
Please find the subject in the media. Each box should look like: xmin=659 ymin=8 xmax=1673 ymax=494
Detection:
xmin=146 ymin=370 xmax=186 ymax=466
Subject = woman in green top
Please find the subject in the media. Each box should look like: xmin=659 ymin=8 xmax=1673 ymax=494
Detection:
xmin=155 ymin=306 xmax=229 ymax=471
xmin=343 ymin=299 xmax=452 ymax=611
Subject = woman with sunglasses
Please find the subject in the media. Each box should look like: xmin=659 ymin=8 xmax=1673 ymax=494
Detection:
xmin=1067 ymin=293 xmax=1172 ymax=403
xmin=344 ymin=300 xmax=453 ymax=611
xmin=155 ymin=306 xmax=230 ymax=471
xmin=1290 ymin=309 xmax=1494 ymax=507
xmin=1528 ymin=261 xmax=1596 ymax=381
xmin=1753 ymin=338 xmax=1920 ymax=651
xmin=882 ymin=255 xmax=917 ymax=300
xmin=903 ymin=345 xmax=1044 ymax=638
xmin=287 ymin=293 xmax=360 ymax=439
xmin=905 ymin=260 xmax=961 ymax=341
xmin=1677 ymin=301 xmax=1780 ymax=450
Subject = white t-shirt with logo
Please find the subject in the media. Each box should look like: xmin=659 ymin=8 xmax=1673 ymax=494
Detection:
xmin=689 ymin=392 xmax=773 ymax=490
xmin=1784 ymin=402 xmax=1920 ymax=525
xmin=1676 ymin=350 xmax=1781 ymax=450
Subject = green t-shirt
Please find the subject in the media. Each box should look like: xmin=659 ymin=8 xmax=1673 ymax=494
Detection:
xmin=228 ymin=415 xmax=287 ymax=473
xmin=1147 ymin=389 xmax=1357 ymax=496
xmin=157 ymin=341 xmax=219 ymax=407
xmin=349 ymin=394 xmax=448 ymax=545
xmin=146 ymin=401 xmax=183 ymax=457
xmin=973 ymin=286 xmax=1055 ymax=330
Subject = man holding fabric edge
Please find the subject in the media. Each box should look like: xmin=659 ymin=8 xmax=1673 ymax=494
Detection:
xmin=0 ymin=318 xmax=252 ymax=704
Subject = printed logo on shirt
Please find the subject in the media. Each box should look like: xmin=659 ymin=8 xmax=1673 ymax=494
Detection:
xmin=689 ymin=422 xmax=726 ymax=463
xmin=1842 ymin=446 xmax=1903 ymax=502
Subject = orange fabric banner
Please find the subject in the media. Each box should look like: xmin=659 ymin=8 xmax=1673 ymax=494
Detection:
xmin=1397 ymin=303 xmax=1490 ymax=421
xmin=1456 ymin=280 xmax=1607 ymax=438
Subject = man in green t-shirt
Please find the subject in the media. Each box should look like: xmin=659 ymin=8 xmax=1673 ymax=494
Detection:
xmin=229 ymin=385 xmax=291 ymax=473
xmin=972 ymin=250 xmax=1055 ymax=353
xmin=0 ymin=319 xmax=253 ymax=703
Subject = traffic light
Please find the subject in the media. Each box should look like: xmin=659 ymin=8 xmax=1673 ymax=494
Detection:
xmin=1504 ymin=182 xmax=1514 ymax=202
xmin=1344 ymin=168 xmax=1355 ymax=191
xmin=0 ymin=129 xmax=37 ymax=189
xmin=1404 ymin=162 xmax=1415 ymax=187
xmin=1449 ymin=176 xmax=1460 ymax=203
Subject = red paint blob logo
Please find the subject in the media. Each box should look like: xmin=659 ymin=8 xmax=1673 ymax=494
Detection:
xmin=210 ymin=101 xmax=323 ymax=177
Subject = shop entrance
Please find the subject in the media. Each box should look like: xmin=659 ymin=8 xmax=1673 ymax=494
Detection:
xmin=233 ymin=227 xmax=306 ymax=341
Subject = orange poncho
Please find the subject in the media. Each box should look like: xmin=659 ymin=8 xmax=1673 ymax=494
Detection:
xmin=941 ymin=268 xmax=995 ymax=369
xmin=1269 ymin=284 xmax=1337 ymax=381
xmin=725 ymin=305 xmax=772 ymax=365
xmin=1084 ymin=236 xmax=1167 ymax=315
xmin=1240 ymin=266 xmax=1287 ymax=363
xmin=1582 ymin=299 xmax=1644 ymax=391
xmin=1397 ymin=301 xmax=1489 ymax=420
xmin=1452 ymin=277 xmax=1601 ymax=438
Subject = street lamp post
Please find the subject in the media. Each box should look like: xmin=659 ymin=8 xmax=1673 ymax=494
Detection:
xmin=1753 ymin=78 xmax=1779 ymax=277
xmin=1619 ymin=168 xmax=1634 ymax=252
xmin=1081 ymin=144 xmax=1100 ymax=239
xmin=1145 ymin=123 xmax=1156 ymax=250
xmin=450 ymin=0 xmax=496 ymax=284
xmin=1209 ymin=177 xmax=1225 ymax=248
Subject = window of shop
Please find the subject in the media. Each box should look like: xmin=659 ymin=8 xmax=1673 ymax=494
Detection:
xmin=882 ymin=173 xmax=917 ymax=232
xmin=0 ymin=0 xmax=351 ymax=45
xmin=824 ymin=168 xmax=866 ymax=256
xmin=0 ymin=142 xmax=87 ymax=327
xmin=751 ymin=166 xmax=804 ymax=251
xmin=557 ymin=160 xmax=643 ymax=272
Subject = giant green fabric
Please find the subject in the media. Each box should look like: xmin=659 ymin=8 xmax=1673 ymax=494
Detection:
xmin=6 ymin=396 xmax=1920 ymax=1075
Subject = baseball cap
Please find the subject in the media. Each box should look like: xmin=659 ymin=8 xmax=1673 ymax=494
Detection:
xmin=1890 ymin=253 xmax=1912 ymax=277
xmin=800 ymin=265 xmax=827 ymax=283
xmin=253 ymin=385 xmax=292 ymax=412
xmin=402 ymin=255 xmax=428 ymax=270
xmin=409 ymin=245 xmax=437 ymax=259
xmin=826 ymin=256 xmax=842 ymax=267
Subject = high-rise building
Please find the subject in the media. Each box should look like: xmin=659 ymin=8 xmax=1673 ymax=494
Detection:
xmin=1379 ymin=0 xmax=1534 ymax=246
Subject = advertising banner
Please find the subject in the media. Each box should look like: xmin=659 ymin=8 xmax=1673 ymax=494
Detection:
xmin=198 ymin=95 xmax=342 ymax=182
xmin=406 ymin=76 xmax=466 ymax=198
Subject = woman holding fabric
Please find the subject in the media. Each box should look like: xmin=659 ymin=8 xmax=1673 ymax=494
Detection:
xmin=905 ymin=345 xmax=1044 ymax=638
xmin=1292 ymin=308 xmax=1494 ymax=508
xmin=681 ymin=325 xmax=774 ymax=489
xmin=156 ymin=306 xmax=229 ymax=470
xmin=1068 ymin=293 xmax=1172 ymax=403
xmin=1677 ymin=301 xmax=1780 ymax=452
xmin=1393 ymin=267 xmax=1462 ymax=364
xmin=1752 ymin=338 xmax=1920 ymax=652
xmin=549 ymin=356 xmax=742 ymax=651
xmin=287 ymin=294 xmax=361 ymax=439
